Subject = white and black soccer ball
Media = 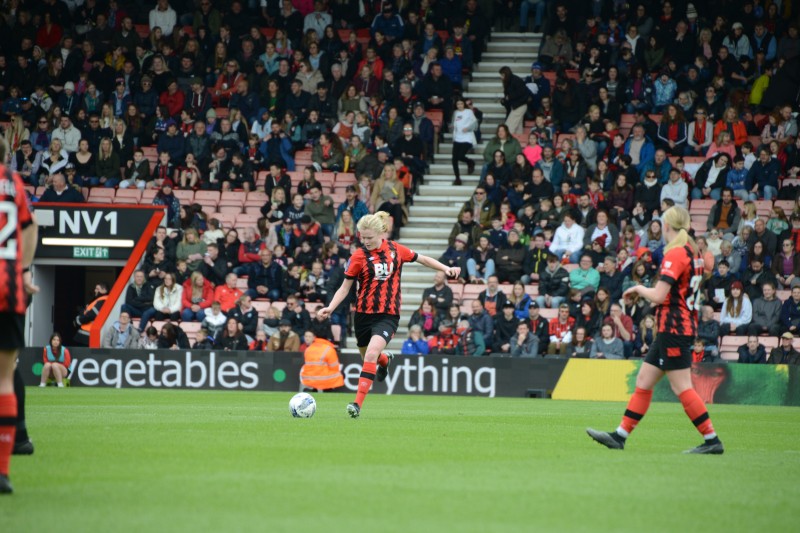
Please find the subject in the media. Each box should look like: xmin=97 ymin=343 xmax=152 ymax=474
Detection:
xmin=289 ymin=392 xmax=317 ymax=418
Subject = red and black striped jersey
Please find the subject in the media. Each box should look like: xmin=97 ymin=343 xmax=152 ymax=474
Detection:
xmin=345 ymin=240 xmax=417 ymax=315
xmin=0 ymin=165 xmax=34 ymax=315
xmin=656 ymin=245 xmax=704 ymax=336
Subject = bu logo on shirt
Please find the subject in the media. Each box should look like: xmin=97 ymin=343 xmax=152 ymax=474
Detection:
xmin=374 ymin=262 xmax=394 ymax=280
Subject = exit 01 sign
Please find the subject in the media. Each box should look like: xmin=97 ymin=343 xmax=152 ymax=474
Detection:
xmin=73 ymin=247 xmax=110 ymax=259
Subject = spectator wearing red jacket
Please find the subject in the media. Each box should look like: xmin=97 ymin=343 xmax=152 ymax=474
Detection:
xmin=159 ymin=79 xmax=186 ymax=119
xmin=181 ymin=271 xmax=215 ymax=321
xmin=234 ymin=227 xmax=266 ymax=276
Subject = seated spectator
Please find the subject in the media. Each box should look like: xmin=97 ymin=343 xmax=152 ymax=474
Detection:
xmin=590 ymin=323 xmax=625 ymax=359
xmin=781 ymin=286 xmax=800 ymax=335
xmin=769 ymin=333 xmax=800 ymax=365
xmin=550 ymin=213 xmax=586 ymax=264
xmin=140 ymin=273 xmax=183 ymax=331
xmin=604 ymin=303 xmax=635 ymax=359
xmin=495 ymin=230 xmax=526 ymax=283
xmin=39 ymin=333 xmax=71 ymax=388
xmin=570 ymin=254 xmax=601 ymax=296
xmin=121 ymin=270 xmax=154 ymax=320
xmin=455 ymin=320 xmax=486 ymax=357
xmin=745 ymin=147 xmax=781 ymax=200
xmin=201 ymin=302 xmax=227 ymax=339
xmin=139 ymin=326 xmax=160 ymax=350
xmin=101 ymin=311 xmax=139 ymax=350
xmin=720 ymin=281 xmax=752 ymax=335
xmin=299 ymin=326 xmax=345 ymax=392
xmin=214 ymin=317 xmax=248 ymax=351
xmin=402 ymin=324 xmax=431 ymax=355
xmin=634 ymin=315 xmax=657 ymax=359
xmin=565 ymin=327 xmax=592 ymax=358
xmin=38 ymin=172 xmax=84 ymax=203
xmin=737 ymin=335 xmax=767 ymax=364
xmin=281 ymin=296 xmax=311 ymax=337
xmin=535 ymin=254 xmax=570 ymax=309
xmin=697 ymin=305 xmax=721 ymax=358
xmin=194 ymin=329 xmax=216 ymax=350
xmin=248 ymin=330 xmax=269 ymax=352
xmin=157 ymin=322 xmax=191 ymax=350
xmin=748 ymin=282 xmax=783 ymax=337
xmin=227 ymin=294 xmax=258 ymax=340
xmin=408 ymin=298 xmax=440 ymax=339
xmin=492 ymin=302 xmax=518 ymax=354
xmin=509 ymin=320 xmax=538 ymax=357
xmin=548 ymin=303 xmax=575 ymax=355
xmin=467 ymin=300 xmax=494 ymax=349
xmin=247 ymin=248 xmax=285 ymax=300
xmin=772 ymin=239 xmax=800 ymax=290
xmin=693 ymin=155 xmax=731 ymax=201
xmin=705 ymin=260 xmax=736 ymax=311
xmin=428 ymin=320 xmax=459 ymax=355
xmin=575 ymin=297 xmax=602 ymax=338
xmin=180 ymin=271 xmax=214 ymax=322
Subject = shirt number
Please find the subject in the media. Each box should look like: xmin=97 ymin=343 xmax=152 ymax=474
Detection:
xmin=686 ymin=274 xmax=703 ymax=311
xmin=0 ymin=202 xmax=19 ymax=260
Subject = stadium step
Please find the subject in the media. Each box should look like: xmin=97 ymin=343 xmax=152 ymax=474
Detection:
xmin=343 ymin=31 xmax=524 ymax=352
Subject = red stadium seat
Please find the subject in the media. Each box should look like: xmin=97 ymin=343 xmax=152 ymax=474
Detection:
xmin=116 ymin=188 xmax=143 ymax=201
xmin=173 ymin=189 xmax=194 ymax=203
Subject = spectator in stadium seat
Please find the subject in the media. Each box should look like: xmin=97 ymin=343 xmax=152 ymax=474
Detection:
xmin=769 ymin=333 xmax=800 ymax=364
xmin=660 ymin=168 xmax=689 ymax=209
xmin=720 ymin=281 xmax=752 ymax=335
xmin=697 ymin=305 xmax=721 ymax=358
xmin=550 ymin=212 xmax=586 ymax=264
xmin=706 ymin=187 xmax=740 ymax=237
xmin=247 ymin=248 xmax=285 ymax=301
xmin=101 ymin=311 xmax=139 ymax=349
xmin=745 ymin=147 xmax=781 ymax=201
xmin=447 ymin=209 xmax=482 ymax=249
xmin=772 ymin=239 xmax=800 ymax=289
xmin=743 ymin=255 xmax=778 ymax=301
xmin=213 ymin=317 xmax=248 ymax=351
xmin=121 ymin=270 xmax=154 ymax=319
xmin=687 ymin=106 xmax=714 ymax=156
xmin=748 ymin=282 xmax=783 ymax=337
xmin=623 ymin=124 xmax=655 ymax=175
xmin=747 ymin=218 xmax=778 ymax=257
xmin=51 ymin=115 xmax=80 ymax=153
xmin=599 ymin=256 xmax=624 ymax=302
xmin=547 ymin=303 xmax=575 ymax=355
xmin=181 ymin=271 xmax=214 ymax=322
xmin=781 ymin=285 xmax=800 ymax=334
xmin=227 ymin=294 xmax=258 ymax=339
xmin=491 ymin=301 xmax=518 ymax=354
xmin=604 ymin=303 xmax=635 ymax=358
xmin=149 ymin=0 xmax=177 ymax=37
xmin=590 ymin=323 xmax=625 ymax=360
xmin=575 ymin=297 xmax=602 ymax=339
xmin=176 ymin=228 xmax=207 ymax=273
xmin=509 ymin=320 xmax=538 ymax=357
xmin=140 ymin=272 xmax=183 ymax=331
xmin=495 ymin=229 xmax=526 ymax=283
xmin=421 ymin=271 xmax=454 ymax=317
xmin=153 ymin=182 xmax=181 ymax=228
xmin=197 ymin=243 xmax=227 ymax=287
xmin=638 ymin=148 xmax=672 ymax=184
xmin=38 ymin=171 xmax=84 ymax=203
xmin=715 ymin=240 xmax=741 ymax=275
xmin=467 ymin=300 xmax=493 ymax=349
xmin=737 ymin=335 xmax=767 ymax=363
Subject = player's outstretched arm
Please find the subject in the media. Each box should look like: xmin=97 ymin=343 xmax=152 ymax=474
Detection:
xmin=317 ymin=278 xmax=354 ymax=320
xmin=416 ymin=254 xmax=460 ymax=279
xmin=623 ymin=280 xmax=670 ymax=305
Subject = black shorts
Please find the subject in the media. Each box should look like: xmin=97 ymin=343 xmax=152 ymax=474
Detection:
xmin=354 ymin=312 xmax=399 ymax=348
xmin=644 ymin=333 xmax=693 ymax=371
xmin=0 ymin=313 xmax=25 ymax=351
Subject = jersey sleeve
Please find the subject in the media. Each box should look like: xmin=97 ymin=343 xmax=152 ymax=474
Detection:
xmin=11 ymin=169 xmax=33 ymax=229
xmin=395 ymin=242 xmax=418 ymax=264
xmin=344 ymin=248 xmax=366 ymax=279
xmin=659 ymin=247 xmax=690 ymax=285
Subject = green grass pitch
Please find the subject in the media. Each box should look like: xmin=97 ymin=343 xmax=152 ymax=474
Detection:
xmin=2 ymin=389 xmax=799 ymax=532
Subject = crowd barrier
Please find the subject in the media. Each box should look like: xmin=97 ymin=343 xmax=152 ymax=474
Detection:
xmin=18 ymin=349 xmax=800 ymax=406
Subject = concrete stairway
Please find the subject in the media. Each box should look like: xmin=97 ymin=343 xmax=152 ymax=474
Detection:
xmin=343 ymin=33 xmax=541 ymax=352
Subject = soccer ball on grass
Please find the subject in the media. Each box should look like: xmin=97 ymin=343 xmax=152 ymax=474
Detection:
xmin=289 ymin=393 xmax=317 ymax=418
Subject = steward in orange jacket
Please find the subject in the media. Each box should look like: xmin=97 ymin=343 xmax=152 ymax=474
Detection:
xmin=74 ymin=283 xmax=109 ymax=345
xmin=300 ymin=334 xmax=344 ymax=391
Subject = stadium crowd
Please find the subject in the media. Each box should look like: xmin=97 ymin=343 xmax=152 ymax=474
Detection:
xmin=1 ymin=0 xmax=799 ymax=363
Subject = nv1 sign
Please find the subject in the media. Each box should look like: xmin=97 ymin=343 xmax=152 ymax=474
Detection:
xmin=73 ymin=246 xmax=109 ymax=259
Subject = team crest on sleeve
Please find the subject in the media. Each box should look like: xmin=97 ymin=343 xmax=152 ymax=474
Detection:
xmin=664 ymin=261 xmax=672 ymax=268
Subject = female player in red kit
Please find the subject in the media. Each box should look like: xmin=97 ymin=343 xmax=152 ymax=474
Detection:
xmin=587 ymin=206 xmax=724 ymax=454
xmin=318 ymin=212 xmax=460 ymax=418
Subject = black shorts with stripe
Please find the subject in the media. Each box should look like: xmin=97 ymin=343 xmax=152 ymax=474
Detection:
xmin=354 ymin=312 xmax=399 ymax=349
xmin=0 ymin=312 xmax=25 ymax=350
xmin=644 ymin=334 xmax=693 ymax=371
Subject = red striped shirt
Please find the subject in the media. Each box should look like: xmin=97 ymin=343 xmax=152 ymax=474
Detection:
xmin=656 ymin=245 xmax=704 ymax=336
xmin=345 ymin=240 xmax=417 ymax=315
xmin=0 ymin=165 xmax=34 ymax=315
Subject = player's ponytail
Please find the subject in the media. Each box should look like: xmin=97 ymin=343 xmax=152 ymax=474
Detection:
xmin=357 ymin=211 xmax=391 ymax=235
xmin=662 ymin=206 xmax=697 ymax=254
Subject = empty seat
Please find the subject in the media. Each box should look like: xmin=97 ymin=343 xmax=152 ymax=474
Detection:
xmin=195 ymin=191 xmax=221 ymax=202
xmin=221 ymin=191 xmax=247 ymax=204
xmin=142 ymin=189 xmax=158 ymax=202
xmin=173 ymin=189 xmax=194 ymax=203
xmin=236 ymin=214 xmax=260 ymax=228
xmin=116 ymin=188 xmax=143 ymax=201
xmin=90 ymin=188 xmax=115 ymax=199
xmin=218 ymin=204 xmax=243 ymax=215
xmin=113 ymin=197 xmax=139 ymax=204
